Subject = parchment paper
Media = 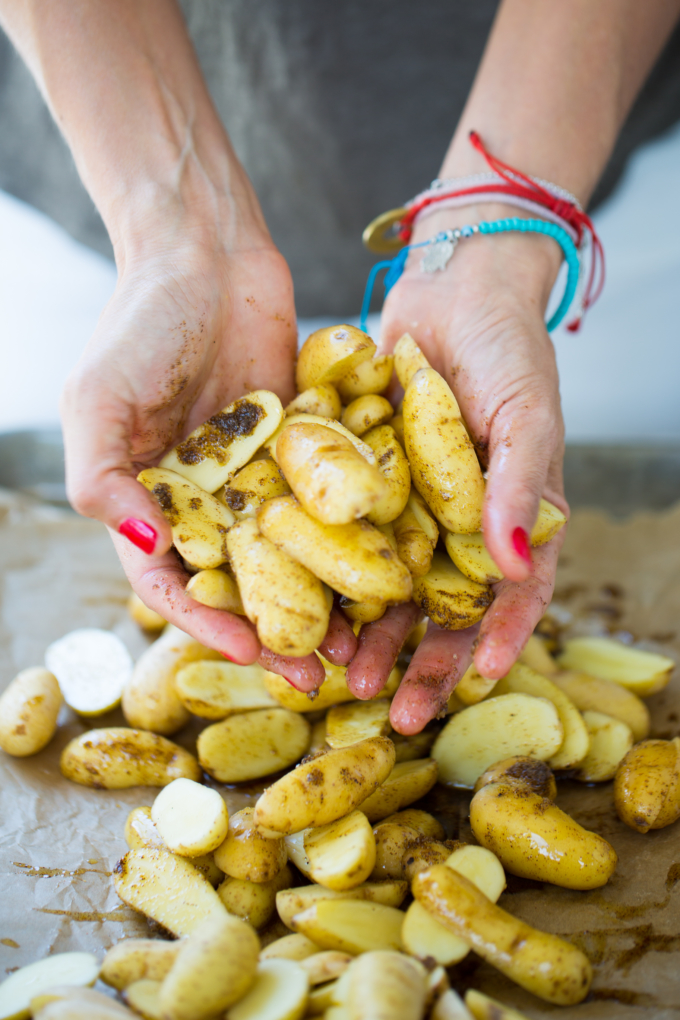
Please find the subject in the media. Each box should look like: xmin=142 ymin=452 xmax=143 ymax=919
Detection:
xmin=1 ymin=489 xmax=679 ymax=1018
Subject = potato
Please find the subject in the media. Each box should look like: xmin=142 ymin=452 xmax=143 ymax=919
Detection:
xmin=393 ymin=504 xmax=435 ymax=578
xmin=30 ymin=987 xmax=133 ymax=1019
xmin=308 ymin=718 xmax=329 ymax=755
xmin=275 ymin=881 xmax=408 ymax=929
xmin=175 ymin=660 xmax=275 ymax=720
xmin=113 ymin=848 xmax=228 ymax=936
xmin=228 ymin=958 xmax=309 ymax=1020
xmin=263 ymin=658 xmax=356 ymax=712
xmin=0 ymin=667 xmax=61 ymax=756
xmin=101 ymin=940 xmax=181 ymax=991
xmin=471 ymin=780 xmax=617 ymax=888
xmin=198 ymin=708 xmax=311 ymax=783
xmin=218 ymin=459 xmax=291 ymax=520
xmin=161 ymin=390 xmax=284 ymax=492
xmin=303 ymin=811 xmax=376 ymax=890
xmin=552 ymin=669 xmax=650 ymax=741
xmin=138 ymin=467 xmax=234 ymax=568
xmin=465 ymin=989 xmax=530 ymax=1020
xmin=614 ymin=738 xmax=680 ymax=833
xmin=301 ymin=951 xmax=352 ymax=986
xmin=432 ymin=693 xmax=563 ymax=789
xmin=402 ymin=840 xmax=463 ymax=884
xmin=254 ymin=737 xmax=395 ymax=835
xmin=45 ymin=628 xmax=133 ymax=717
xmin=277 ymin=423 xmax=387 ymax=525
xmin=214 ymin=806 xmax=287 ymax=883
xmin=431 ymin=989 xmax=472 ymax=1020
xmin=404 ymin=368 xmax=484 ymax=534
xmin=0 ymin=953 xmax=99 ymax=1020
xmin=217 ymin=866 xmax=294 ymax=930
xmin=518 ymin=634 xmax=558 ymax=676
xmin=345 ymin=951 xmax=426 ymax=1020
xmin=341 ymin=395 xmax=394 ymax=437
xmin=123 ymin=979 xmax=162 ymax=1019
xmin=296 ymin=324 xmax=376 ymax=392
xmin=557 ymin=636 xmax=675 ymax=696
xmin=413 ymin=865 xmax=592 ymax=1005
xmin=391 ymin=728 xmax=437 ymax=764
xmin=285 ymin=383 xmax=342 ymax=419
xmin=258 ymin=497 xmax=412 ymax=605
xmin=530 ymin=498 xmax=567 ymax=546
xmin=159 ymin=913 xmax=260 ymax=1020
xmin=361 ymin=425 xmax=411 ymax=526
xmin=382 ymin=808 xmax=444 ymax=840
xmin=454 ymin=664 xmax=499 ymax=706
xmin=123 ymin=626 xmax=222 ymax=736
xmin=370 ymin=821 xmax=420 ymax=880
xmin=60 ymin=728 xmax=201 ymax=789
xmin=412 ymin=553 xmax=493 ymax=630
xmin=291 ymin=899 xmax=404 ymax=955
xmin=124 ymin=806 xmax=223 ymax=886
xmin=325 ymin=700 xmax=391 ymax=748
xmin=388 ymin=415 xmax=405 ymax=447
xmin=260 ymin=933 xmax=321 ymax=961
xmin=339 ymin=598 xmax=387 ymax=625
xmin=127 ymin=592 xmax=166 ymax=633
xmin=336 ymin=355 xmax=394 ymax=402
xmin=265 ymin=413 xmax=377 ymax=466
xmin=473 ymin=756 xmax=557 ymax=801
xmin=393 ymin=333 xmax=430 ymax=390
xmin=575 ymin=710 xmax=634 ymax=782
xmin=444 ymin=532 xmax=504 ymax=585
xmin=491 ymin=663 xmax=590 ymax=770
xmin=185 ymin=569 xmax=245 ymax=614
xmin=359 ymin=758 xmax=439 ymax=822
xmin=151 ymin=778 xmax=228 ymax=857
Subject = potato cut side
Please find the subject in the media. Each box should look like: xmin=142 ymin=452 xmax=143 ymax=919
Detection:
xmin=530 ymin=498 xmax=567 ymax=546
xmin=432 ymin=693 xmax=563 ymax=788
xmin=45 ymin=628 xmax=132 ymax=717
xmin=198 ymin=708 xmax=311 ymax=783
xmin=575 ymin=710 xmax=634 ymax=782
xmin=465 ymin=989 xmax=531 ymax=1020
xmin=444 ymin=531 xmax=504 ymax=585
xmin=382 ymin=809 xmax=444 ymax=840
xmin=325 ymin=700 xmax=392 ymax=748
xmin=124 ymin=979 xmax=163 ymax=1020
xmin=228 ymin=958 xmax=309 ymax=1020
xmin=359 ymin=758 xmax=439 ymax=822
xmin=263 ymin=658 xmax=356 ymax=712
xmin=285 ymin=383 xmax=342 ymax=419
xmin=215 ymin=806 xmax=287 ymax=883
xmin=393 ymin=333 xmax=430 ymax=390
xmin=258 ymin=496 xmax=412 ymax=605
xmin=296 ymin=324 xmax=376 ymax=391
xmin=100 ymin=938 xmax=181 ymax=991
xmin=412 ymin=553 xmax=493 ymax=631
xmin=291 ymin=899 xmax=404 ymax=955
xmin=552 ymin=669 xmax=650 ymax=741
xmin=151 ymin=778 xmax=228 ymax=857
xmin=305 ymin=979 xmax=341 ymax=1016
xmin=0 ymin=952 xmax=99 ymax=1020
xmin=219 ymin=458 xmax=291 ymax=519
xmin=454 ymin=664 xmax=499 ymax=706
xmin=161 ymin=390 xmax=284 ymax=492
xmin=431 ymin=989 xmax=473 ymax=1020
xmin=345 ymin=951 xmax=427 ymax=1020
xmin=300 ymin=951 xmax=352 ymax=986
xmin=265 ymin=414 xmax=376 ymax=466
xmin=557 ymin=636 xmax=674 ymax=696
xmin=276 ymin=881 xmax=408 ymax=929
xmin=336 ymin=355 xmax=394 ymax=402
xmin=186 ymin=569 xmax=245 ymax=614
xmin=260 ymin=934 xmax=321 ymax=961
xmin=217 ymin=866 xmax=293 ymax=930
xmin=175 ymin=660 xmax=276 ymax=720
xmin=392 ymin=492 xmax=438 ymax=578
xmin=518 ymin=634 xmax=558 ymax=676
xmin=29 ymin=987 xmax=132 ymax=1018
xmin=123 ymin=806 xmax=223 ymax=886
xmin=362 ymin=425 xmax=411 ymax=526
xmin=341 ymin=395 xmax=394 ymax=437
xmin=614 ymin=738 xmax=680 ymax=833
xmin=60 ymin=728 xmax=201 ymax=789
xmin=407 ymin=489 xmax=439 ymax=546
xmin=0 ymin=667 xmax=62 ymax=757
xmin=128 ymin=592 xmax=167 ymax=633
xmin=138 ymin=468 xmax=234 ymax=569
xmin=303 ymin=811 xmax=376 ymax=890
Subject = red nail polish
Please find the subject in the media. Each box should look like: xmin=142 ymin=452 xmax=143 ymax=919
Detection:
xmin=221 ymin=653 xmax=234 ymax=662
xmin=512 ymin=527 xmax=532 ymax=566
xmin=119 ymin=518 xmax=157 ymax=555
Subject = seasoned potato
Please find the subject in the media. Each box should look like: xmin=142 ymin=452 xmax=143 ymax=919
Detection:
xmin=254 ymin=737 xmax=396 ymax=835
xmin=325 ymin=700 xmax=391 ymax=748
xmin=127 ymin=592 xmax=166 ymax=633
xmin=123 ymin=805 xmax=223 ymax=886
xmin=138 ymin=467 xmax=234 ymax=569
xmin=301 ymin=951 xmax=352 ymax=986
xmin=470 ymin=780 xmax=617 ymax=888
xmin=260 ymin=933 xmax=322 ymax=961
xmin=393 ymin=502 xmax=436 ymax=578
xmin=339 ymin=598 xmax=387 ymax=625
xmin=359 ymin=758 xmax=439 ymax=822
xmin=283 ymin=829 xmax=313 ymax=879
xmin=393 ymin=333 xmax=430 ymax=390
xmin=0 ymin=667 xmax=62 ymax=757
xmin=382 ymin=808 xmax=444 ymax=840
xmin=101 ymin=940 xmax=181 ymax=992
xmin=388 ymin=414 xmax=405 ymax=446
xmin=519 ymin=634 xmax=559 ymax=676
xmin=291 ymin=899 xmax=404 ymax=955
xmin=552 ymin=669 xmax=650 ymax=741
xmin=218 ymin=459 xmax=291 ymax=521
xmin=214 ymin=806 xmax=287 ymax=883
xmin=296 ymin=324 xmax=376 ymax=392
xmin=575 ymin=710 xmax=634 ymax=782
xmin=345 ymin=951 xmax=427 ymax=1020
xmin=404 ymin=368 xmax=484 ymax=534
xmin=185 ymin=568 xmax=245 ymax=614
xmin=228 ymin=958 xmax=309 ymax=1020
xmin=123 ymin=626 xmax=222 ymax=736
xmin=370 ymin=821 xmax=420 ymax=880
xmin=362 ymin=425 xmax=411 ymax=526
xmin=277 ymin=423 xmax=387 ymax=524
xmin=276 ymin=881 xmax=408 ymax=929
xmin=412 ymin=553 xmax=493 ymax=630
xmin=151 ymin=778 xmax=228 ymax=857
xmin=454 ymin=664 xmax=499 ymax=706
xmin=217 ymin=866 xmax=294 ymax=930
xmin=473 ymin=756 xmax=557 ymax=801
xmin=391 ymin=727 xmax=436 ymax=763
xmin=161 ymin=390 xmax=284 ymax=492
xmin=0 ymin=952 xmax=100 ymax=1020
xmin=60 ymin=728 xmax=201 ymax=789
xmin=266 ymin=413 xmax=377 ymax=466
xmin=530 ymin=498 xmax=567 ymax=546
xmin=227 ymin=518 xmax=330 ymax=657
xmin=341 ymin=395 xmax=394 ymax=437
xmin=557 ymin=636 xmax=675 ymax=696
xmin=175 ymin=660 xmax=275 ymax=719
xmin=336 ymin=355 xmax=394 ymax=402
xmin=444 ymin=531 xmax=504 ymax=584
xmin=258 ymin=496 xmax=412 ymax=605
xmin=303 ymin=811 xmax=376 ymax=890
xmin=264 ymin=658 xmax=357 ymax=712
xmin=432 ymin=693 xmax=563 ymax=788
xmin=402 ymin=840 xmax=463 ymax=884
xmin=113 ymin=848 xmax=228 ymax=937
xmin=285 ymin=383 xmax=342 ymax=419
xmin=198 ymin=707 xmax=310 ymax=783
xmin=614 ymin=738 xmax=680 ymax=833
xmin=413 ymin=865 xmax=592 ymax=1005
xmin=465 ymin=989 xmax=531 ymax=1020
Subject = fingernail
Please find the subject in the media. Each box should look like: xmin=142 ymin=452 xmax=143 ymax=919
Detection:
xmin=119 ymin=518 xmax=157 ymax=555
xmin=512 ymin=527 xmax=532 ymax=566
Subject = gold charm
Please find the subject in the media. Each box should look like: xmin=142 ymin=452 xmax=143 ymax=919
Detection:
xmin=362 ymin=208 xmax=408 ymax=253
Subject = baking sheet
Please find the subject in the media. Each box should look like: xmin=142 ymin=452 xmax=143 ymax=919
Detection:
xmin=1 ymin=489 xmax=679 ymax=1018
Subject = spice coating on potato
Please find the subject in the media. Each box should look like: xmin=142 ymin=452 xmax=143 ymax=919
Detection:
xmin=412 ymin=553 xmax=493 ymax=631
xmin=198 ymin=707 xmax=311 ymax=783
xmin=474 ymin=755 xmax=557 ymax=800
xmin=296 ymin=324 xmax=376 ymax=391
xmin=0 ymin=667 xmax=62 ymax=757
xmin=219 ymin=458 xmax=291 ymax=520
xmin=214 ymin=806 xmax=287 ymax=883
xmin=362 ymin=425 xmax=411 ymax=527
xmin=341 ymin=394 xmax=394 ymax=438
xmin=60 ymin=728 xmax=201 ymax=789
xmin=336 ymin=354 xmax=394 ymax=402
xmin=444 ymin=531 xmax=504 ymax=584
xmin=614 ymin=737 xmax=680 ymax=832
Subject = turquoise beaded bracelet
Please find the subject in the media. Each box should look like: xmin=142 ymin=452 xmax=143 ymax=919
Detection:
xmin=360 ymin=216 xmax=581 ymax=335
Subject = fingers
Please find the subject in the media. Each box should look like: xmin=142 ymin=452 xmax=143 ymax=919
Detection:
xmin=317 ymin=607 xmax=358 ymax=666
xmin=257 ymin=648 xmax=326 ymax=693
xmin=390 ymin=622 xmax=479 ymax=735
xmin=474 ymin=531 xmax=564 ymax=680
xmin=346 ymin=602 xmax=421 ymax=700
xmin=111 ymin=530 xmax=260 ymax=664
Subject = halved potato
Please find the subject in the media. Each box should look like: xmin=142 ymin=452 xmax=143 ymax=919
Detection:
xmin=575 ymin=710 xmax=633 ymax=782
xmin=214 ymin=806 xmax=287 ymax=883
xmin=218 ymin=459 xmax=291 ymax=520
xmin=100 ymin=939 xmax=181 ymax=992
xmin=161 ymin=390 xmax=284 ymax=492
xmin=186 ymin=568 xmax=245 ymax=614
xmin=30 ymin=986 xmax=133 ymax=1018
xmin=370 ymin=821 xmax=420 ymax=880
xmin=393 ymin=334 xmax=430 ymax=390
xmin=454 ymin=664 xmax=499 ymax=706
xmin=175 ymin=661 xmax=276 ymax=720
xmin=391 ymin=728 xmax=436 ymax=764
xmin=45 ymin=628 xmax=132 ymax=717
xmin=217 ymin=866 xmax=293 ymax=930
xmin=228 ymin=958 xmax=309 ymax=1020
xmin=341 ymin=395 xmax=394 ymax=438
xmin=444 ymin=532 xmax=504 ymax=585
xmin=123 ymin=806 xmax=223 ymax=886
xmin=198 ymin=708 xmax=310 ymax=783
xmin=304 ymin=811 xmax=376 ymax=890
xmin=291 ymin=899 xmax=404 ymax=955
xmin=614 ymin=737 xmax=680 ymax=833
xmin=557 ymin=636 xmax=675 ymax=696
xmin=286 ymin=383 xmax=342 ymax=419
xmin=412 ymin=553 xmax=493 ymax=630
xmin=336 ymin=355 xmax=394 ymax=402
xmin=276 ymin=881 xmax=407 ymax=929
xmin=325 ymin=700 xmax=392 ymax=748
xmin=362 ymin=425 xmax=411 ymax=526
xmin=345 ymin=951 xmax=426 ymax=1020
xmin=301 ymin=951 xmax=352 ymax=986
xmin=296 ymin=324 xmax=376 ymax=392
xmin=392 ymin=493 xmax=438 ymax=578
xmin=518 ymin=634 xmax=558 ymax=676
xmin=60 ymin=728 xmax=201 ymax=789
xmin=265 ymin=414 xmax=376 ymax=466
xmin=0 ymin=953 xmax=99 ymax=1020
xmin=151 ymin=778 xmax=228 ymax=857
xmin=359 ymin=759 xmax=439 ymax=822
xmin=260 ymin=934 xmax=322 ymax=962
xmin=530 ymin=499 xmax=567 ymax=546
xmin=552 ymin=670 xmax=649 ymax=741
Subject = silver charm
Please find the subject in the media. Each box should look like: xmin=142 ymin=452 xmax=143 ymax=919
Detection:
xmin=421 ymin=234 xmax=457 ymax=274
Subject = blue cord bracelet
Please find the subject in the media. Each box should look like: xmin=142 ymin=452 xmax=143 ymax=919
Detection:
xmin=360 ymin=217 xmax=581 ymax=334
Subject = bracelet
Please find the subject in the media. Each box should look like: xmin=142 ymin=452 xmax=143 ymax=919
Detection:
xmin=359 ymin=217 xmax=580 ymax=335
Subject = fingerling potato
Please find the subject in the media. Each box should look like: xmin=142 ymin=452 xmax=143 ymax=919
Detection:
xmin=359 ymin=758 xmax=439 ymax=822
xmin=444 ymin=531 xmax=504 ymax=585
xmin=263 ymin=657 xmax=357 ymax=712
xmin=473 ymin=756 xmax=557 ymax=800
xmin=392 ymin=499 xmax=437 ymax=577
xmin=60 ymin=728 xmax=201 ymax=789
xmin=127 ymin=592 xmax=166 ymax=633
xmin=303 ymin=811 xmax=376 ymax=890
xmin=557 ymin=636 xmax=675 ymax=696
xmin=575 ymin=710 xmax=633 ymax=782
xmin=454 ymin=664 xmax=499 ymax=706
xmin=260 ymin=933 xmax=322 ymax=961
xmin=370 ymin=821 xmax=420 ymax=880
xmin=265 ymin=413 xmax=377 ymax=466
xmin=362 ymin=425 xmax=411 ymax=526
xmin=286 ymin=383 xmax=342 ymax=419
xmin=275 ymin=881 xmax=408 ymax=929
xmin=214 ymin=806 xmax=287 ymax=883
xmin=345 ymin=951 xmax=426 ymax=1020
xmin=101 ymin=939 xmax=181 ymax=991
xmin=185 ymin=568 xmax=246 ymax=614
xmin=393 ymin=333 xmax=430 ymax=390
xmin=341 ymin=395 xmax=394 ymax=438
xmin=228 ymin=958 xmax=309 ymax=1020
xmin=296 ymin=324 xmax=376 ymax=391
xmin=518 ymin=634 xmax=559 ymax=675
xmin=124 ymin=805 xmax=223 ymax=886
xmin=218 ymin=459 xmax=291 ymax=520
xmin=0 ymin=667 xmax=61 ymax=756
xmin=175 ymin=660 xmax=276 ymax=719
xmin=325 ymin=700 xmax=391 ymax=748
xmin=339 ymin=598 xmax=387 ymax=625
xmin=552 ymin=669 xmax=650 ymax=741
xmin=291 ymin=899 xmax=404 ymax=955
xmin=217 ymin=866 xmax=293 ymax=930
xmin=530 ymin=498 xmax=567 ymax=546
xmin=151 ymin=778 xmax=228 ymax=857
xmin=336 ymin=355 xmax=394 ymax=402
xmin=412 ymin=553 xmax=493 ymax=630
xmin=614 ymin=737 xmax=680 ymax=832
xmin=198 ymin=707 xmax=311 ymax=783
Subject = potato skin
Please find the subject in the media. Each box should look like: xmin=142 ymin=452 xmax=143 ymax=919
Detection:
xmin=473 ymin=756 xmax=557 ymax=801
xmin=285 ymin=383 xmax=342 ymax=419
xmin=412 ymin=553 xmax=493 ymax=630
xmin=217 ymin=865 xmax=293 ymax=930
xmin=614 ymin=738 xmax=680 ymax=833
xmin=0 ymin=667 xmax=62 ymax=756
xmin=359 ymin=759 xmax=439 ymax=822
xmin=186 ymin=568 xmax=245 ymax=614
xmin=362 ymin=425 xmax=411 ymax=526
xmin=336 ymin=355 xmax=394 ymax=402
xmin=393 ymin=503 xmax=435 ymax=577
xmin=214 ymin=806 xmax=287 ymax=882
xmin=218 ymin=459 xmax=291 ymax=520
xmin=296 ymin=324 xmax=376 ymax=391
xmin=552 ymin=669 xmax=650 ymax=742
xmin=393 ymin=333 xmax=430 ymax=390
xmin=470 ymin=781 xmax=617 ymax=889
xmin=341 ymin=395 xmax=394 ymax=437
xmin=413 ymin=865 xmax=592 ymax=1005
xmin=60 ymin=728 xmax=201 ymax=789
xmin=101 ymin=939 xmax=181 ymax=991
xmin=346 ymin=950 xmax=426 ymax=1020
xmin=198 ymin=707 xmax=311 ymax=783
